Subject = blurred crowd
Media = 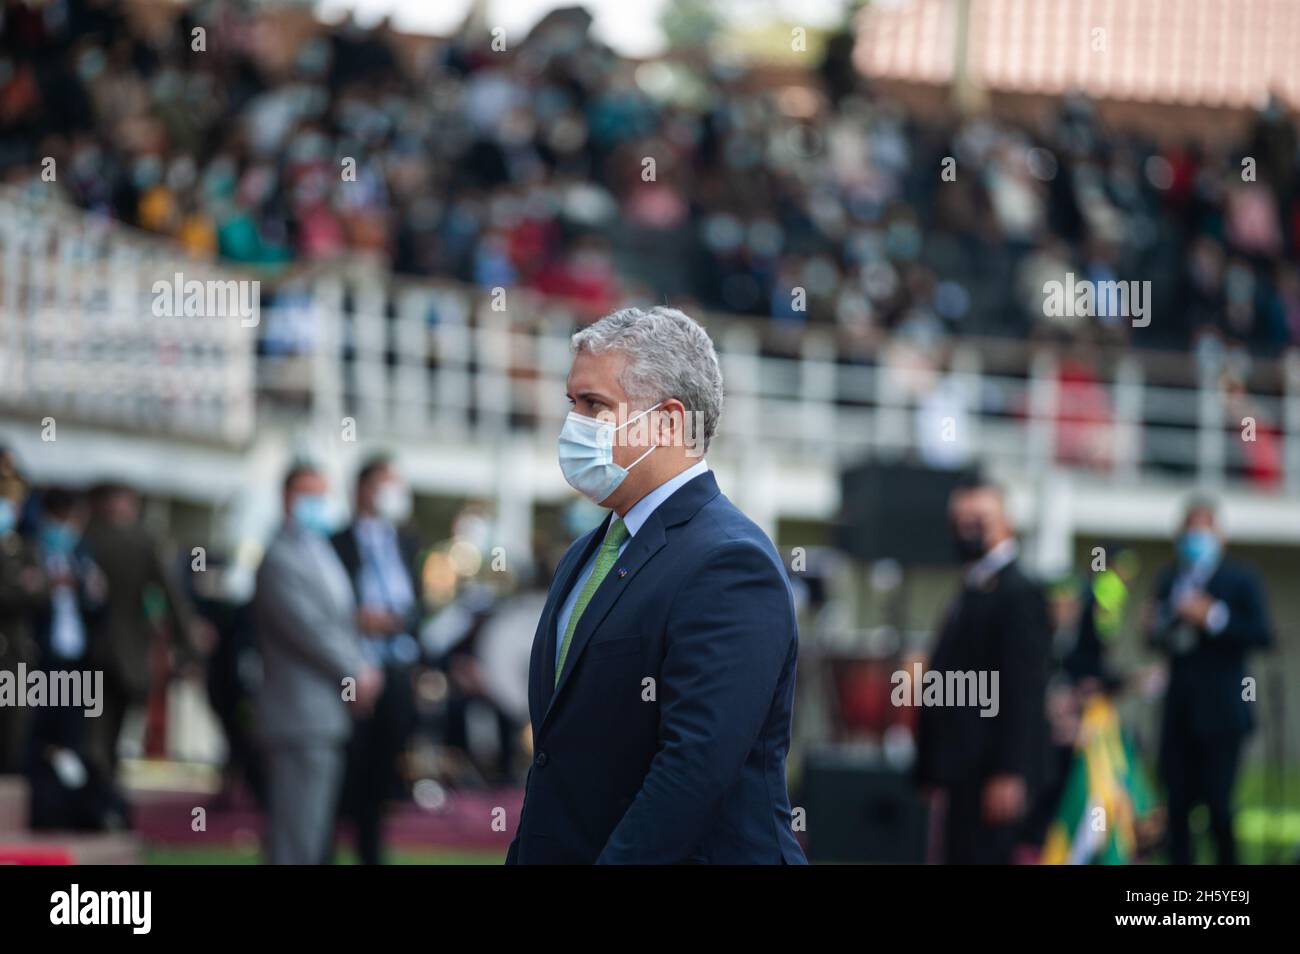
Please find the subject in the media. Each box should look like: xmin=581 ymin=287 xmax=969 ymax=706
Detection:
xmin=2 ymin=0 xmax=1299 ymax=362
xmin=0 ymin=448 xmax=195 ymax=828
xmin=801 ymin=480 xmax=1276 ymax=864
xmin=0 ymin=442 xmax=564 ymax=862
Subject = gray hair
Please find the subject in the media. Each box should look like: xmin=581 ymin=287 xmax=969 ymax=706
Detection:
xmin=571 ymin=306 xmax=724 ymax=452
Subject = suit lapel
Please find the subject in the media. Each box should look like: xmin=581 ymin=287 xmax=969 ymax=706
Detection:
xmin=544 ymin=517 xmax=667 ymax=725
xmin=540 ymin=471 xmax=722 ymax=729
xmin=531 ymin=516 xmax=610 ymax=727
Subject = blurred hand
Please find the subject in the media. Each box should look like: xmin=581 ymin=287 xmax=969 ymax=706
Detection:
xmin=357 ymin=607 xmax=403 ymax=636
xmin=1175 ymin=590 xmax=1214 ymax=628
xmin=84 ymin=565 xmax=108 ymax=603
xmin=1137 ymin=662 xmax=1168 ymax=698
xmin=1045 ymin=685 xmax=1080 ymax=746
xmin=450 ymin=654 xmax=483 ymax=694
xmin=355 ymin=664 xmax=385 ymax=714
xmin=982 ymin=774 xmax=1026 ymax=825
xmin=189 ymin=618 xmax=218 ymax=655
xmin=18 ymin=565 xmax=44 ymax=595
xmin=48 ymin=567 xmax=75 ymax=588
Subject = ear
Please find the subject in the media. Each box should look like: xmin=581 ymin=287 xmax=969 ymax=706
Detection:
xmin=658 ymin=399 xmax=687 ymax=444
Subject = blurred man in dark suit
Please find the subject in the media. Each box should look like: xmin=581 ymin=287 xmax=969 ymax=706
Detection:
xmin=915 ymin=477 xmax=1052 ymax=864
xmin=507 ymin=306 xmax=806 ymax=865
xmin=25 ymin=487 xmax=125 ymax=830
xmin=330 ymin=455 xmax=422 ymax=865
xmin=1147 ymin=497 xmax=1272 ymax=865
xmin=255 ymin=464 xmax=382 ymax=864
xmin=81 ymin=483 xmax=204 ymax=780
xmin=0 ymin=462 xmax=43 ymax=773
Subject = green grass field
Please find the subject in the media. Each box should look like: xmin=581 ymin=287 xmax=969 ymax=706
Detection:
xmin=1196 ymin=764 xmax=1299 ymax=865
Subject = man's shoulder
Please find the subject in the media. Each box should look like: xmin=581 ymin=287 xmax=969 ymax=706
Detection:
xmin=996 ymin=560 xmax=1046 ymax=598
xmin=682 ymin=493 xmax=784 ymax=569
xmin=1212 ymin=556 xmax=1262 ymax=590
xmin=259 ymin=531 xmax=304 ymax=578
xmin=84 ymin=523 xmax=152 ymax=558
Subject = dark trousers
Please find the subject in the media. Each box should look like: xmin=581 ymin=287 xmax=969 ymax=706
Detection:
xmin=337 ymin=663 xmax=414 ymax=865
xmin=0 ymin=694 xmax=32 ymax=775
xmin=28 ymin=666 xmax=88 ymax=754
xmin=941 ymin=780 xmax=1021 ymax=864
xmin=85 ymin=674 xmax=134 ymax=782
xmin=1161 ymin=723 xmax=1242 ymax=865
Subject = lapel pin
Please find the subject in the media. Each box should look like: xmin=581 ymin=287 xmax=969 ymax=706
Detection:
xmin=617 ymin=568 xmax=628 ymax=578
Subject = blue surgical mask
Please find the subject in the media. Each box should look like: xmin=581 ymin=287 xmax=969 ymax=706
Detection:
xmin=557 ymin=402 xmax=663 ymax=505
xmin=40 ymin=520 xmax=78 ymax=555
xmin=0 ymin=499 xmax=15 ymax=536
xmin=292 ymin=494 xmax=335 ymax=536
xmin=1178 ymin=529 xmax=1220 ymax=568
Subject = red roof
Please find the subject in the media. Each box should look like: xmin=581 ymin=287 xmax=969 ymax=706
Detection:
xmin=854 ymin=0 xmax=1300 ymax=109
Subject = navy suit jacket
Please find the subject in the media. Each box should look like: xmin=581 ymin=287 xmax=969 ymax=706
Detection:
xmin=506 ymin=471 xmax=807 ymax=864
xmin=1149 ymin=556 xmax=1273 ymax=739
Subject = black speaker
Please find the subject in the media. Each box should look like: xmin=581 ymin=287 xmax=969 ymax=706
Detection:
xmin=835 ymin=462 xmax=974 ymax=566
xmin=802 ymin=747 xmax=928 ymax=863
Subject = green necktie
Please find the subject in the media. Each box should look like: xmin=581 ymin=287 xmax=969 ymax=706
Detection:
xmin=556 ymin=517 xmax=630 ymax=686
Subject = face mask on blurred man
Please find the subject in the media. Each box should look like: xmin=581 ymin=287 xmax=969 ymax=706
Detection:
xmin=951 ymin=523 xmax=987 ymax=563
xmin=39 ymin=520 xmax=78 ymax=555
xmin=292 ymin=494 xmax=335 ymax=536
xmin=1178 ymin=528 xmax=1220 ymax=568
xmin=375 ymin=481 xmax=413 ymax=524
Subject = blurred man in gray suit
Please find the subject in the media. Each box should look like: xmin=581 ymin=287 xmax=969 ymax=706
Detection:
xmin=255 ymin=464 xmax=383 ymax=864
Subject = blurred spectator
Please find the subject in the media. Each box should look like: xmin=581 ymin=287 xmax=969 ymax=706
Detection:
xmin=1145 ymin=496 xmax=1273 ymax=864
xmin=0 ymin=456 xmax=41 ymax=773
xmin=30 ymin=488 xmax=104 ymax=679
xmin=1054 ymin=351 xmax=1114 ymax=470
xmin=1222 ymin=374 xmax=1283 ymax=487
xmin=81 ymin=482 xmax=206 ymax=781
xmin=330 ymin=455 xmax=422 ymax=865
xmin=1061 ymin=546 xmax=1140 ymax=685
xmin=254 ymin=463 xmax=381 ymax=864
xmin=188 ymin=555 xmax=266 ymax=809
xmin=26 ymin=486 xmax=127 ymax=830
xmin=914 ymin=477 xmax=1052 ymax=863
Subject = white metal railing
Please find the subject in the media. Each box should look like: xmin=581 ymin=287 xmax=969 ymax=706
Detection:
xmin=3 ymin=188 xmax=1300 ymax=497
xmin=275 ymin=268 xmax=1300 ymax=496
xmin=0 ymin=186 xmax=256 ymax=444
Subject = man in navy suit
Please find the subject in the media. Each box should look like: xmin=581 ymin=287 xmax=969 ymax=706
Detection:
xmin=506 ymin=306 xmax=806 ymax=865
xmin=1147 ymin=497 xmax=1272 ymax=865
